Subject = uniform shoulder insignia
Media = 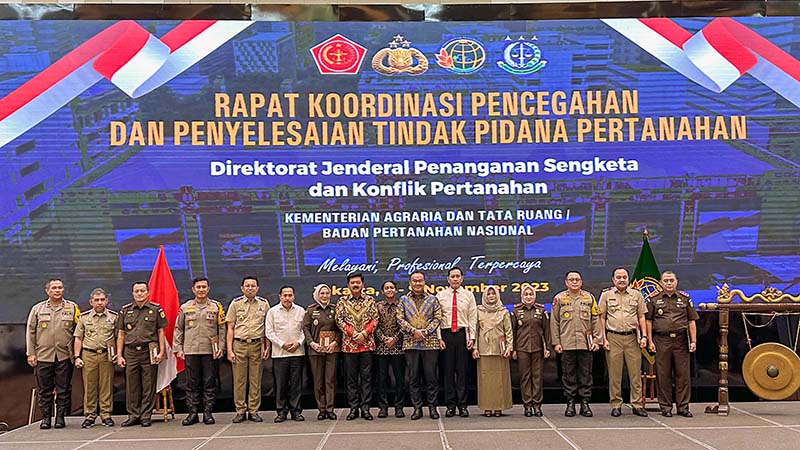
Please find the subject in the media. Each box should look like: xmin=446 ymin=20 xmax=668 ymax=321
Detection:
xmin=122 ymin=302 xmax=133 ymax=308
xmin=514 ymin=302 xmax=523 ymax=308
xmin=679 ymin=290 xmax=691 ymax=297
xmin=534 ymin=303 xmax=545 ymax=309
xmin=81 ymin=310 xmax=93 ymax=316
xmin=108 ymin=310 xmax=118 ymax=316
xmin=602 ymin=286 xmax=613 ymax=292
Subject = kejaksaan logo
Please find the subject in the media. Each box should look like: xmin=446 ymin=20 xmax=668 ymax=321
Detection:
xmin=497 ymin=36 xmax=547 ymax=75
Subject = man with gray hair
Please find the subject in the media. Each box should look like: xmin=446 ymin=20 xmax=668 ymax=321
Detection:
xmin=74 ymin=288 xmax=117 ymax=428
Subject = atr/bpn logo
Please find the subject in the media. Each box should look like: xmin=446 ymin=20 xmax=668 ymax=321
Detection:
xmin=310 ymin=34 xmax=368 ymax=75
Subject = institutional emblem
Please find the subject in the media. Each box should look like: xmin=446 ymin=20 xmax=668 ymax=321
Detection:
xmin=497 ymin=36 xmax=547 ymax=75
xmin=436 ymin=38 xmax=486 ymax=74
xmin=310 ymin=34 xmax=368 ymax=75
xmin=372 ymin=34 xmax=428 ymax=76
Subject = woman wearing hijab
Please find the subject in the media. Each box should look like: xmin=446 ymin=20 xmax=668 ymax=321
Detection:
xmin=302 ymin=284 xmax=340 ymax=420
xmin=472 ymin=285 xmax=514 ymax=417
xmin=511 ymin=284 xmax=551 ymax=417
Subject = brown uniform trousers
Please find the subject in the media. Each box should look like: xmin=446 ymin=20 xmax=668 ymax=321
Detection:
xmin=511 ymin=303 xmax=550 ymax=407
xmin=303 ymin=302 xmax=340 ymax=414
xmin=647 ymin=291 xmax=699 ymax=413
xmin=116 ymin=301 xmax=167 ymax=420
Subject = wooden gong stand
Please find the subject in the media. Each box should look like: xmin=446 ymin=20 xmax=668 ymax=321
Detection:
xmin=699 ymin=285 xmax=800 ymax=416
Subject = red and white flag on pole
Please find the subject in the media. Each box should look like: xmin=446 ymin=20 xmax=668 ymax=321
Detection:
xmin=149 ymin=245 xmax=183 ymax=392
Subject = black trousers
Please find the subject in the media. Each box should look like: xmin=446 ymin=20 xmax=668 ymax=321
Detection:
xmin=441 ymin=328 xmax=469 ymax=408
xmin=406 ymin=350 xmax=439 ymax=409
xmin=376 ymin=354 xmax=406 ymax=409
xmin=342 ymin=351 xmax=373 ymax=410
xmin=36 ymin=357 xmax=74 ymax=416
xmin=561 ymin=350 xmax=593 ymax=402
xmin=184 ymin=354 xmax=217 ymax=412
xmin=273 ymin=356 xmax=304 ymax=415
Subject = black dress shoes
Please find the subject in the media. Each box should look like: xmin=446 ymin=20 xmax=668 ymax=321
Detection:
xmin=524 ymin=407 xmax=533 ymax=417
xmin=395 ymin=408 xmax=405 ymax=418
xmin=458 ymin=406 xmax=469 ymax=418
xmin=203 ymin=411 xmax=215 ymax=425
xmin=182 ymin=413 xmax=199 ymax=426
xmin=632 ymin=408 xmax=648 ymax=417
xmin=141 ymin=419 xmax=152 ymax=427
xmin=318 ymin=411 xmax=328 ymax=420
xmin=533 ymin=405 xmax=543 ymax=417
xmin=361 ymin=409 xmax=373 ymax=420
xmin=610 ymin=408 xmax=622 ymax=417
xmin=565 ymin=401 xmax=576 ymax=417
xmin=580 ymin=401 xmax=593 ymax=417
xmin=429 ymin=407 xmax=440 ymax=420
xmin=410 ymin=408 xmax=423 ymax=420
xmin=378 ymin=408 xmax=388 ymax=418
xmin=231 ymin=413 xmax=246 ymax=423
xmin=121 ymin=417 xmax=141 ymax=427
xmin=346 ymin=409 xmax=359 ymax=421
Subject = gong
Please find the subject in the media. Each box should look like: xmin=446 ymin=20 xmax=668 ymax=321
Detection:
xmin=742 ymin=342 xmax=800 ymax=401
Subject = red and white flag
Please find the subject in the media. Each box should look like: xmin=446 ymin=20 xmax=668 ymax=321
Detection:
xmin=148 ymin=245 xmax=183 ymax=392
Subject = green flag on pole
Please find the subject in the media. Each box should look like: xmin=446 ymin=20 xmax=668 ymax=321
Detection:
xmin=630 ymin=229 xmax=662 ymax=299
xmin=631 ymin=229 xmax=662 ymax=365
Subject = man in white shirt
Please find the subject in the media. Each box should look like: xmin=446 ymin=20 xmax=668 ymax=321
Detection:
xmin=265 ymin=286 xmax=306 ymax=422
xmin=436 ymin=267 xmax=477 ymax=418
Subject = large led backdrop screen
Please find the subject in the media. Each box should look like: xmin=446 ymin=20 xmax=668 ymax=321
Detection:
xmin=1 ymin=18 xmax=799 ymax=329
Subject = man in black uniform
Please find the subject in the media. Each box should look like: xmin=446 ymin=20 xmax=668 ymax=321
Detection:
xmin=646 ymin=271 xmax=698 ymax=417
xmin=116 ymin=281 xmax=167 ymax=427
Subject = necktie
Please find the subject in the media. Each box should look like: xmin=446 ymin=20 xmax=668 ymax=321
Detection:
xmin=451 ymin=289 xmax=458 ymax=332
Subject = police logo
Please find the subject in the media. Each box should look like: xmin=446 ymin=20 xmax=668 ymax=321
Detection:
xmin=436 ymin=38 xmax=485 ymax=74
xmin=372 ymin=34 xmax=428 ymax=76
xmin=497 ymin=36 xmax=547 ymax=75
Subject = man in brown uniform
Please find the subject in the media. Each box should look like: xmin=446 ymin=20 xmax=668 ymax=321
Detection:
xmin=551 ymin=271 xmax=601 ymax=417
xmin=174 ymin=277 xmax=226 ymax=425
xmin=74 ymin=288 xmax=117 ymax=428
xmin=511 ymin=285 xmax=550 ymax=417
xmin=598 ymin=267 xmax=648 ymax=417
xmin=226 ymin=275 xmax=270 ymax=423
xmin=26 ymin=278 xmax=80 ymax=429
xmin=646 ymin=271 xmax=698 ymax=417
xmin=115 ymin=281 xmax=168 ymax=427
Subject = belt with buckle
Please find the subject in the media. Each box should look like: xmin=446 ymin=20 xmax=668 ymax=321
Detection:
xmin=126 ymin=344 xmax=149 ymax=351
xmin=655 ymin=331 xmax=685 ymax=338
xmin=234 ymin=337 xmax=261 ymax=344
xmin=82 ymin=347 xmax=105 ymax=354
xmin=606 ymin=329 xmax=636 ymax=336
